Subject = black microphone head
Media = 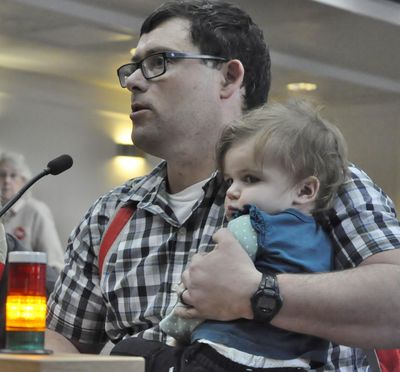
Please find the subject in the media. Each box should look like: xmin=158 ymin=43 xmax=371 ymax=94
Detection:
xmin=46 ymin=154 xmax=73 ymax=175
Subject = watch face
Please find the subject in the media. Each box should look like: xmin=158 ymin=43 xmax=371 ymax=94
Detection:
xmin=251 ymin=276 xmax=283 ymax=322
xmin=258 ymin=295 xmax=276 ymax=314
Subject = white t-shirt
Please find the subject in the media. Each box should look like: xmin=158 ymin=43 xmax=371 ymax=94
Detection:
xmin=166 ymin=178 xmax=210 ymax=224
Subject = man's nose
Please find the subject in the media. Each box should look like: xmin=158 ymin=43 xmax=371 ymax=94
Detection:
xmin=125 ymin=68 xmax=146 ymax=92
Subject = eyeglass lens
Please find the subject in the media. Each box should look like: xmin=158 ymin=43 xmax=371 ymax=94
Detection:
xmin=142 ymin=54 xmax=165 ymax=78
xmin=119 ymin=54 xmax=167 ymax=86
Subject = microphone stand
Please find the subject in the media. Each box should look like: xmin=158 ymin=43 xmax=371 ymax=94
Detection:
xmin=0 ymin=169 xmax=49 ymax=219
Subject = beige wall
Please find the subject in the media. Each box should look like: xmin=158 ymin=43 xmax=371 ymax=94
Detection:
xmin=328 ymin=102 xmax=400 ymax=207
xmin=0 ymin=68 xmax=155 ymax=247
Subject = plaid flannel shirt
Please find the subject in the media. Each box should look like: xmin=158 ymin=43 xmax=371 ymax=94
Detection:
xmin=47 ymin=162 xmax=400 ymax=371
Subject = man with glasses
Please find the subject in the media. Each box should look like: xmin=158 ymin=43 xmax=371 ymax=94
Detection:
xmin=117 ymin=52 xmax=228 ymax=84
xmin=46 ymin=0 xmax=400 ymax=370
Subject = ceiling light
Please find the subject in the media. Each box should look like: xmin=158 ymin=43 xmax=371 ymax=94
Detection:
xmin=286 ymin=82 xmax=317 ymax=92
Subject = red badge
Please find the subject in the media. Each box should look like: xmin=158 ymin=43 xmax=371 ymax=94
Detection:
xmin=13 ymin=226 xmax=26 ymax=241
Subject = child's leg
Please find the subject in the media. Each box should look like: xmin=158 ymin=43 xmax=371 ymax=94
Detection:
xmin=111 ymin=337 xmax=183 ymax=372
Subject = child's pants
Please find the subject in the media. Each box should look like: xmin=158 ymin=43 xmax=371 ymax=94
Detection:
xmin=111 ymin=338 xmax=307 ymax=372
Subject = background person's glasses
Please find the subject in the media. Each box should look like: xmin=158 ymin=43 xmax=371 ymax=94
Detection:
xmin=117 ymin=51 xmax=228 ymax=87
xmin=0 ymin=172 xmax=20 ymax=180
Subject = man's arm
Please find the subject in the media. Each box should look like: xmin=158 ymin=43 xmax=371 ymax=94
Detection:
xmin=178 ymin=228 xmax=400 ymax=349
xmin=45 ymin=329 xmax=79 ymax=353
xmin=273 ymin=249 xmax=400 ymax=348
xmin=45 ymin=329 xmax=105 ymax=354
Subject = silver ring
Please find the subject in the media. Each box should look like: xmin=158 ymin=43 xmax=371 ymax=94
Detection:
xmin=179 ymin=288 xmax=189 ymax=306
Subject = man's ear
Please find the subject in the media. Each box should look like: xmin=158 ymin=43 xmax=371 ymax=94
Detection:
xmin=294 ymin=176 xmax=320 ymax=205
xmin=220 ymin=59 xmax=244 ymax=99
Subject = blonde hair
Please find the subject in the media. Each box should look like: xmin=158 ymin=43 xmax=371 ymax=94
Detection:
xmin=216 ymin=99 xmax=348 ymax=213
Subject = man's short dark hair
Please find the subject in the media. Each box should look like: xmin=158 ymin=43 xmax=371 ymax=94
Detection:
xmin=141 ymin=0 xmax=271 ymax=110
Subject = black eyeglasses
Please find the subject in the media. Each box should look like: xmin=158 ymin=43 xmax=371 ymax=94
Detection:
xmin=117 ymin=51 xmax=228 ymax=87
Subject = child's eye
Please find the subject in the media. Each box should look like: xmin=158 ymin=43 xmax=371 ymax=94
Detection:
xmin=243 ymin=175 xmax=259 ymax=184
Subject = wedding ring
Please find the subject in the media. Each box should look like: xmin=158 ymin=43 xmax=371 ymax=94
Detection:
xmin=179 ymin=288 xmax=189 ymax=306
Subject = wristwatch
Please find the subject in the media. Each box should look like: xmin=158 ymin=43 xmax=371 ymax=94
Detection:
xmin=250 ymin=272 xmax=283 ymax=323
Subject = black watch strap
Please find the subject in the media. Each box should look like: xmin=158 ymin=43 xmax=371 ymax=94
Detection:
xmin=251 ymin=272 xmax=283 ymax=323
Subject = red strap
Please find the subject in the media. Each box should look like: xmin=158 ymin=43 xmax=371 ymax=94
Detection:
xmin=0 ymin=263 xmax=4 ymax=281
xmin=98 ymin=204 xmax=136 ymax=276
xmin=376 ymin=349 xmax=400 ymax=372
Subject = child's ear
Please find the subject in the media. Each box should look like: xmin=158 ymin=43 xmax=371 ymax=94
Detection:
xmin=220 ymin=59 xmax=244 ymax=99
xmin=294 ymin=176 xmax=320 ymax=205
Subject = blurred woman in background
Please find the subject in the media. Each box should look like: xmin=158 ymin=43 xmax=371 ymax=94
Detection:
xmin=0 ymin=151 xmax=64 ymax=270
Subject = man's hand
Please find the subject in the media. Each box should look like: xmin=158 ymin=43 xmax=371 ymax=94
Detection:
xmin=176 ymin=228 xmax=261 ymax=321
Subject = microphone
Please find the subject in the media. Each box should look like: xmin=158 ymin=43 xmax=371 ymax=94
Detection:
xmin=0 ymin=154 xmax=73 ymax=218
xmin=45 ymin=154 xmax=74 ymax=175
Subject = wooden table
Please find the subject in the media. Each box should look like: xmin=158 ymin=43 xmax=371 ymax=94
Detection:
xmin=0 ymin=352 xmax=145 ymax=372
